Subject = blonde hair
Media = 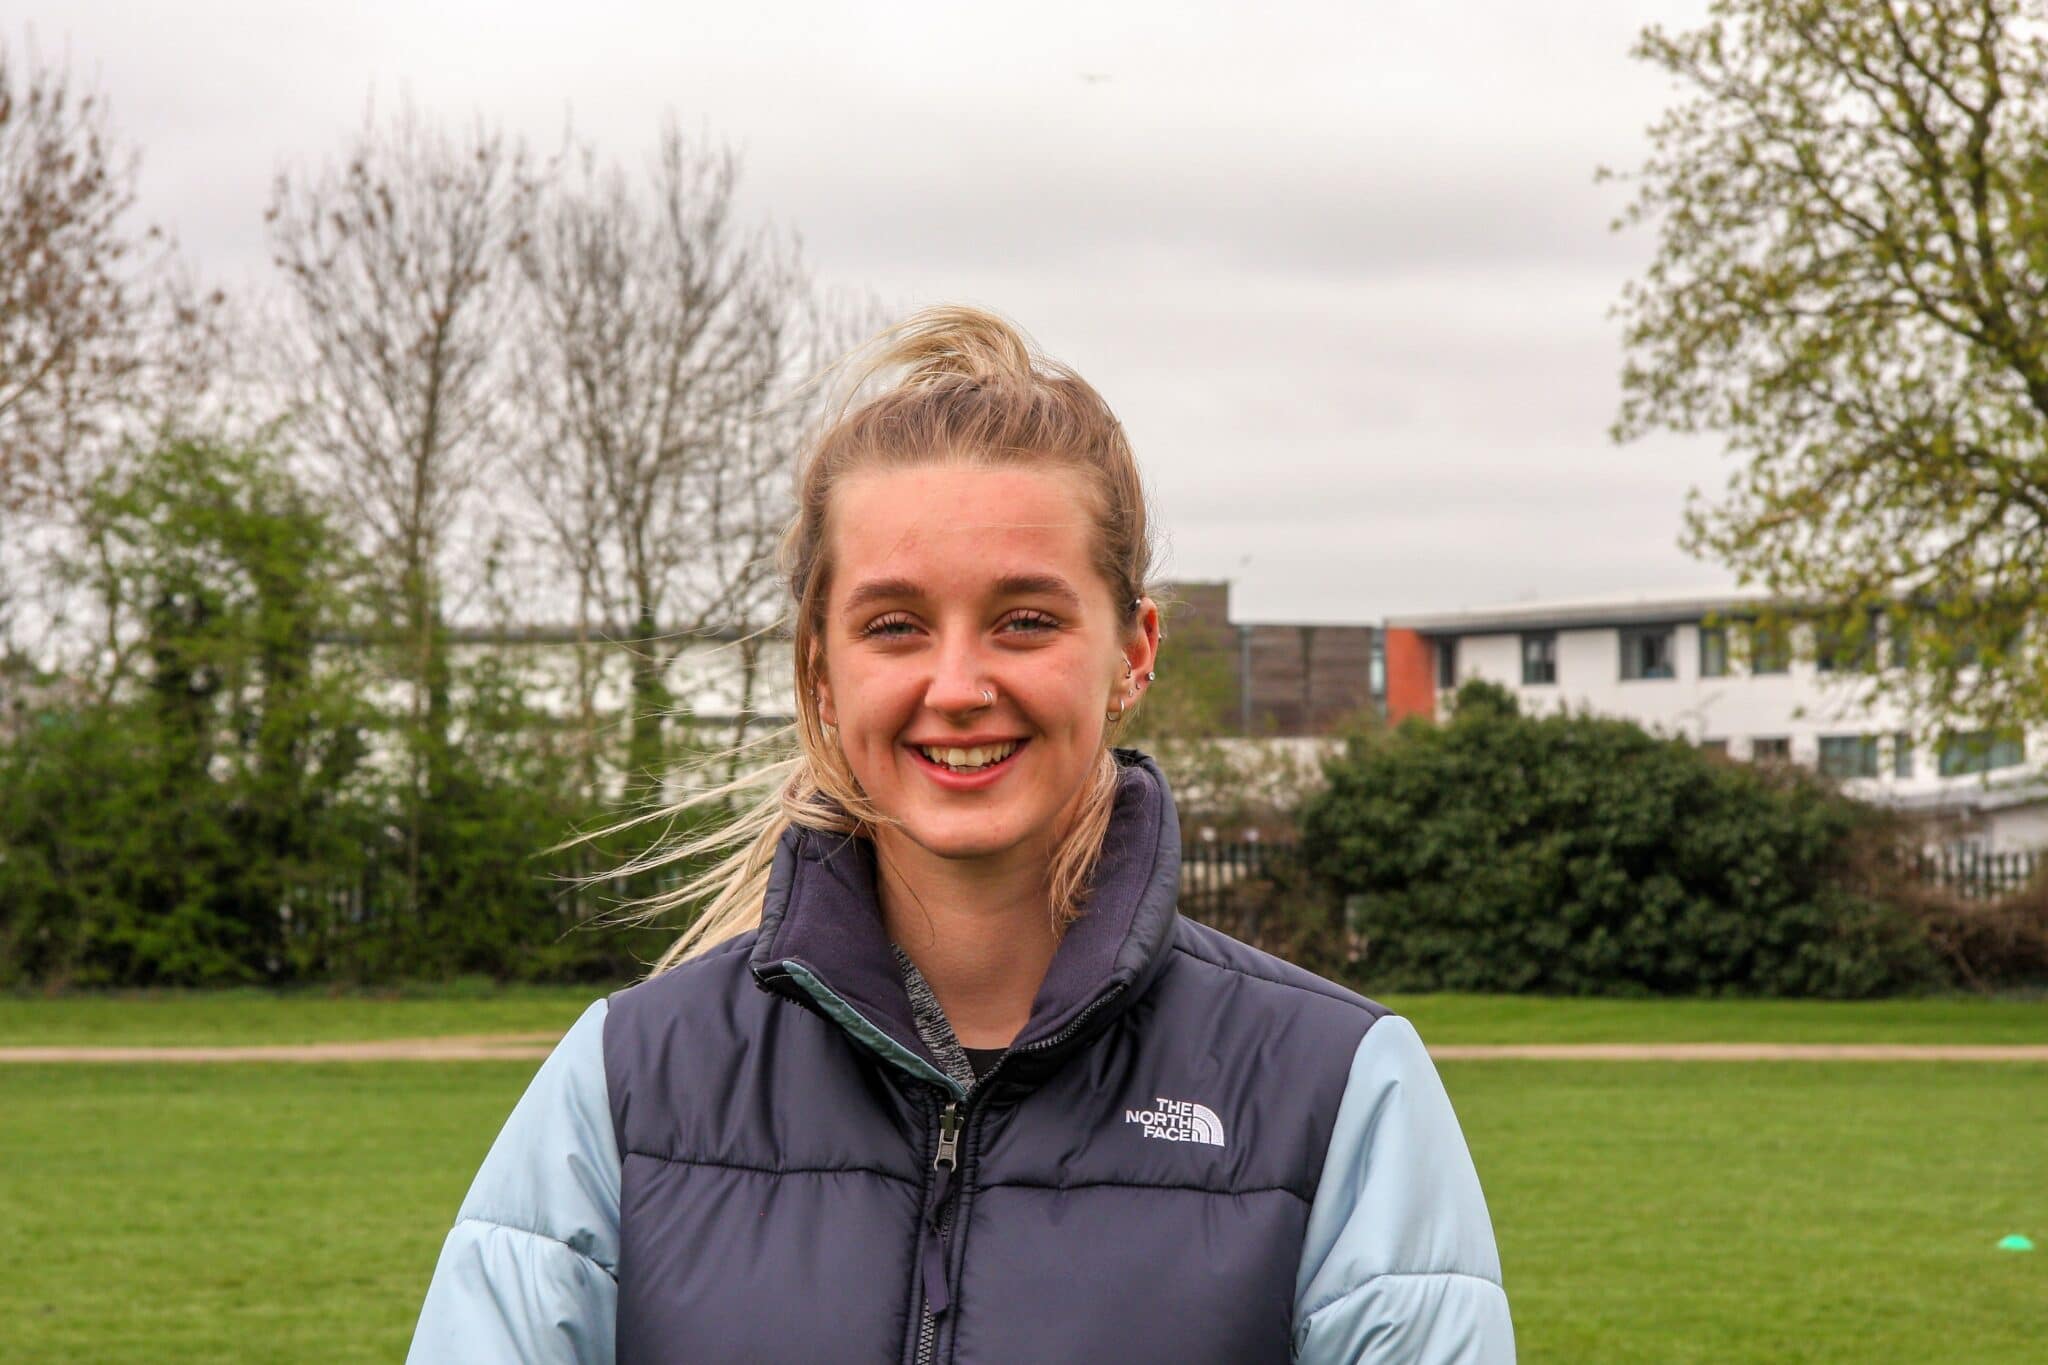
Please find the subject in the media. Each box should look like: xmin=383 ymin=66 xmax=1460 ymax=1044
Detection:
xmin=597 ymin=305 xmax=1155 ymax=975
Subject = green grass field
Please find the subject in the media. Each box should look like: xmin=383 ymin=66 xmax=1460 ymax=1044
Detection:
xmin=1 ymin=996 xmax=2043 ymax=1362
xmin=5 ymin=984 xmax=2045 ymax=1047
xmin=1454 ymin=1062 xmax=2046 ymax=1362
xmin=0 ymin=1062 xmax=525 ymax=1364
xmin=1384 ymin=991 xmax=2048 ymax=1046
xmin=0 ymin=983 xmax=598 ymax=1047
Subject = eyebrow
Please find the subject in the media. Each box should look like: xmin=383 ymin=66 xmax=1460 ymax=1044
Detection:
xmin=839 ymin=573 xmax=1087 ymax=615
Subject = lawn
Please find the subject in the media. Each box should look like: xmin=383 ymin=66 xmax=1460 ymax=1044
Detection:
xmin=1452 ymin=1062 xmax=2046 ymax=1362
xmin=0 ymin=983 xmax=598 ymax=1047
xmin=1382 ymin=991 xmax=2048 ymax=1046
xmin=0 ymin=1048 xmax=2041 ymax=1361
xmin=4 ymin=983 xmax=2043 ymax=1047
xmin=0 ymin=1062 xmax=529 ymax=1364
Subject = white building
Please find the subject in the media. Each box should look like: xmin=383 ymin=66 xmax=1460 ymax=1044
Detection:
xmin=1382 ymin=589 xmax=2048 ymax=852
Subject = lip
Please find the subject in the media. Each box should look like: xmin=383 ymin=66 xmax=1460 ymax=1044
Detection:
xmin=904 ymin=738 xmax=1029 ymax=791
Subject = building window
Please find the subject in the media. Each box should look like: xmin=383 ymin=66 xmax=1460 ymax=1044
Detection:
xmin=1620 ymin=626 xmax=1675 ymax=680
xmin=1932 ymin=615 xmax=2022 ymax=671
xmin=1521 ymin=632 xmax=1557 ymax=685
xmin=1937 ymin=730 xmax=2026 ymax=777
xmin=1435 ymin=638 xmax=1457 ymax=690
xmin=1748 ymin=620 xmax=1790 ymax=674
xmin=1815 ymin=611 xmax=1877 ymax=674
xmin=1699 ymin=625 xmax=1728 ymax=678
xmin=1751 ymin=736 xmax=1792 ymax=763
xmin=1700 ymin=738 xmax=1729 ymax=757
xmin=1818 ymin=734 xmax=1880 ymax=779
xmin=1891 ymin=732 xmax=1913 ymax=779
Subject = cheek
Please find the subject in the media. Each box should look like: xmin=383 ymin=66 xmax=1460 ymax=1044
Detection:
xmin=1037 ymin=659 xmax=1112 ymax=738
xmin=830 ymin=660 xmax=916 ymax=742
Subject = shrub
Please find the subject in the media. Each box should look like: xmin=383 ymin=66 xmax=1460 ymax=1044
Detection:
xmin=0 ymin=440 xmax=683 ymax=986
xmin=1883 ymin=867 xmax=2048 ymax=991
xmin=1297 ymin=680 xmax=1945 ymax=997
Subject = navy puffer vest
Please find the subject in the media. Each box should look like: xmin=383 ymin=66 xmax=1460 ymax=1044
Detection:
xmin=602 ymin=754 xmax=1384 ymax=1364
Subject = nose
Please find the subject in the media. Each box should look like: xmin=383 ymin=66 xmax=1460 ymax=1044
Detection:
xmin=923 ymin=628 xmax=994 ymax=718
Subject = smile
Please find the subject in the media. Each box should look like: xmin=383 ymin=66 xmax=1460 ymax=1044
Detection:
xmin=912 ymin=740 xmax=1023 ymax=773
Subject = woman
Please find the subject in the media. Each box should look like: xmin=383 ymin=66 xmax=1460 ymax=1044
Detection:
xmin=408 ymin=307 xmax=1514 ymax=1363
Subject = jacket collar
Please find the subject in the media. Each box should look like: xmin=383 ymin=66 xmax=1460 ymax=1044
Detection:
xmin=750 ymin=750 xmax=1183 ymax=1096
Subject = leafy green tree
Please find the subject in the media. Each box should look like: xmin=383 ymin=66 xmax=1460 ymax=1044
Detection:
xmin=0 ymin=437 xmax=676 ymax=984
xmin=1611 ymin=0 xmax=2048 ymax=740
xmin=1298 ymin=680 xmax=1943 ymax=997
xmin=0 ymin=439 xmax=377 ymax=983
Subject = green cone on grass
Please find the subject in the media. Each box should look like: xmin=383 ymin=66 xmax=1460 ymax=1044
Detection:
xmin=1996 ymin=1234 xmax=2034 ymax=1252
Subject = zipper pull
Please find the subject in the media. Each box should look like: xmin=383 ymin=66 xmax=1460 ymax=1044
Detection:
xmin=922 ymin=1100 xmax=963 ymax=1319
xmin=934 ymin=1100 xmax=961 ymax=1173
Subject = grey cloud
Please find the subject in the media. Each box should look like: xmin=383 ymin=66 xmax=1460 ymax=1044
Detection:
xmin=22 ymin=0 xmax=1729 ymax=625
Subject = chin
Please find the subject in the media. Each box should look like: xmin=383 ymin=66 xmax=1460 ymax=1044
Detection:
xmin=894 ymin=810 xmax=1040 ymax=864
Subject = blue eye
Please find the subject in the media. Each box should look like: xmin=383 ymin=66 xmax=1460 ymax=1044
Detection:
xmin=1002 ymin=612 xmax=1060 ymax=634
xmin=861 ymin=614 xmax=917 ymax=639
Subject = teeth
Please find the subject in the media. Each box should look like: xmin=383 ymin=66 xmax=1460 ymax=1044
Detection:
xmin=919 ymin=741 xmax=1018 ymax=771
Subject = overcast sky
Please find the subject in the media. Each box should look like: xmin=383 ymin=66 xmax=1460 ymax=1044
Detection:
xmin=25 ymin=0 xmax=1728 ymax=624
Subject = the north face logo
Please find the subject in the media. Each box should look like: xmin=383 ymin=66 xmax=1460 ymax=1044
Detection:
xmin=1125 ymin=1096 xmax=1226 ymax=1147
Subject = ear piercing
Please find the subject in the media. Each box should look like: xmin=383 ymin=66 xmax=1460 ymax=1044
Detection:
xmin=1107 ymin=660 xmax=1157 ymax=719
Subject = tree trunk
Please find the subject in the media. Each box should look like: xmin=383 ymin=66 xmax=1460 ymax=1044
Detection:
xmin=626 ymin=603 xmax=671 ymax=803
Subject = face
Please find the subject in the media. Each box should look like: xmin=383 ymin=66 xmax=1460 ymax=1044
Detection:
xmin=815 ymin=461 xmax=1159 ymax=874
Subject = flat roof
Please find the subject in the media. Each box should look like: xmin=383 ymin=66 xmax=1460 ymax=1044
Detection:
xmin=1883 ymin=776 xmax=2048 ymax=814
xmin=1385 ymin=587 xmax=1776 ymax=636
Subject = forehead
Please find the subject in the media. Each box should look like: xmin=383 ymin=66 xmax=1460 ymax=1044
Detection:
xmin=827 ymin=463 xmax=1105 ymax=596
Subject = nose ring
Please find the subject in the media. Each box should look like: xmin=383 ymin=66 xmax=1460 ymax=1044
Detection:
xmin=980 ymin=687 xmax=995 ymax=707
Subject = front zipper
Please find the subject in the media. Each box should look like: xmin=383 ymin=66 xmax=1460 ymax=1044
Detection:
xmin=920 ymin=1100 xmax=962 ymax=1317
xmin=908 ymin=985 xmax=1130 ymax=1365
xmin=913 ymin=1098 xmax=962 ymax=1365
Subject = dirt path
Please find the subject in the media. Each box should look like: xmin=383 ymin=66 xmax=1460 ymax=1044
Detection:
xmin=1428 ymin=1043 xmax=2048 ymax=1062
xmin=0 ymin=1032 xmax=559 ymax=1063
xmin=2 ymin=1035 xmax=2046 ymax=1063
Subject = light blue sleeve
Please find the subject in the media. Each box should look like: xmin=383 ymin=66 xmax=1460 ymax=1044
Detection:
xmin=407 ymin=999 xmax=620 ymax=1365
xmin=1293 ymin=1015 xmax=1515 ymax=1364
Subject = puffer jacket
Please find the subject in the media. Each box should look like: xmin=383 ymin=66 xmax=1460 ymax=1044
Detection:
xmin=408 ymin=753 xmax=1513 ymax=1363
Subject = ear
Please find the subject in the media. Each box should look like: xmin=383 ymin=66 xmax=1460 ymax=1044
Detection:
xmin=811 ymin=643 xmax=838 ymax=728
xmin=1122 ymin=596 xmax=1162 ymax=697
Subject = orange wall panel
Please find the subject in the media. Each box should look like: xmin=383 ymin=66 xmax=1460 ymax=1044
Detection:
xmin=1383 ymin=627 xmax=1436 ymax=723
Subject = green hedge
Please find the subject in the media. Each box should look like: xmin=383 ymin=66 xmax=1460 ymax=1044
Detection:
xmin=0 ymin=440 xmax=686 ymax=987
xmin=0 ymin=674 xmax=690 ymax=988
xmin=1299 ymin=681 xmax=1945 ymax=997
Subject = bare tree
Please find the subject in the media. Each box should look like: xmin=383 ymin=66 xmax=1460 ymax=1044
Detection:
xmin=0 ymin=38 xmax=138 ymax=517
xmin=267 ymin=101 xmax=532 ymax=911
xmin=0 ymin=37 xmax=224 ymax=677
xmin=716 ymin=287 xmax=887 ymax=767
xmin=512 ymin=123 xmax=805 ymax=796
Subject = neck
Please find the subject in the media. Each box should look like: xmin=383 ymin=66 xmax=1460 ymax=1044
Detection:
xmin=873 ymin=830 xmax=1061 ymax=1051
